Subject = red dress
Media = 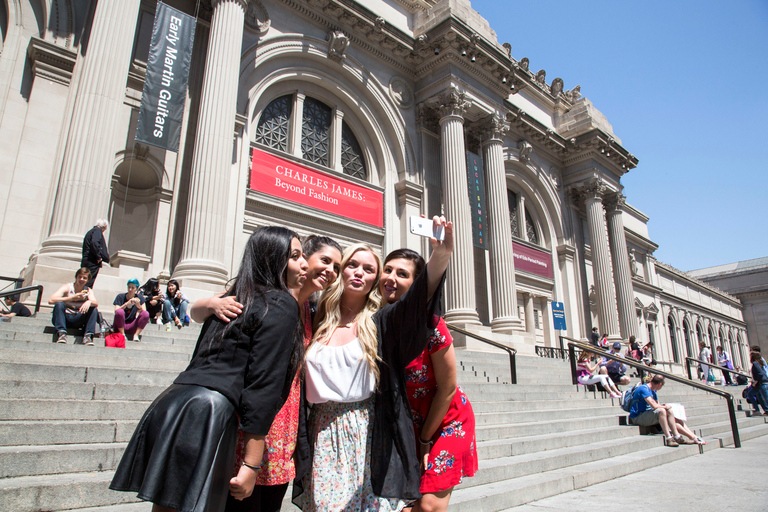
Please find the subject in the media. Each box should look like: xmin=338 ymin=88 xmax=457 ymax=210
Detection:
xmin=405 ymin=318 xmax=478 ymax=494
xmin=233 ymin=301 xmax=312 ymax=485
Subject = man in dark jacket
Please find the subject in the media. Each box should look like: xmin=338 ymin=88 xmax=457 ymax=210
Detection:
xmin=81 ymin=219 xmax=110 ymax=288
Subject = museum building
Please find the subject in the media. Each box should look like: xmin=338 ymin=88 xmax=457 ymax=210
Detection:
xmin=0 ymin=0 xmax=751 ymax=368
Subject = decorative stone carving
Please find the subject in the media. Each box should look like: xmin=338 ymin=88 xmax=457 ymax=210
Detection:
xmin=535 ymin=69 xmax=546 ymax=86
xmin=630 ymin=249 xmax=641 ymax=278
xmin=133 ymin=143 xmax=150 ymax=161
xmin=519 ymin=57 xmax=529 ymax=71
xmin=481 ymin=113 xmax=508 ymax=141
xmin=582 ymin=177 xmax=607 ymax=200
xmin=431 ymin=86 xmax=471 ymax=119
xmin=244 ymin=0 xmax=270 ymax=33
xmin=551 ymin=77 xmax=564 ymax=97
xmin=375 ymin=16 xmax=385 ymax=31
xmin=415 ymin=103 xmax=440 ymax=133
xmin=327 ymin=30 xmax=349 ymax=62
xmin=518 ymin=141 xmax=532 ymax=163
xmin=415 ymin=34 xmax=429 ymax=48
xmin=389 ymin=77 xmax=413 ymax=109
xmin=502 ymin=42 xmax=512 ymax=57
xmin=564 ymin=85 xmax=581 ymax=102
xmin=604 ymin=192 xmax=626 ymax=212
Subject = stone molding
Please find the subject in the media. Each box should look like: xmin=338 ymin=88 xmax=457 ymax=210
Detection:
xmin=479 ymin=113 xmax=508 ymax=142
xmin=245 ymin=0 xmax=270 ymax=33
xmin=389 ymin=77 xmax=414 ymax=109
xmin=327 ymin=29 xmax=349 ymax=62
xmin=603 ymin=192 xmax=626 ymax=213
xmin=429 ymin=86 xmax=471 ymax=120
xmin=27 ymin=37 xmax=77 ymax=86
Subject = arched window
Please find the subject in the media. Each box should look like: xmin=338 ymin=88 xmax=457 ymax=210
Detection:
xmin=340 ymin=121 xmax=366 ymax=179
xmin=682 ymin=319 xmax=693 ymax=360
xmin=525 ymin=207 xmax=538 ymax=245
xmin=254 ymin=94 xmax=368 ymax=181
xmin=301 ymin=97 xmax=332 ymax=166
xmin=668 ymin=315 xmax=680 ymax=363
xmin=508 ymin=190 xmax=519 ymax=237
xmin=254 ymin=95 xmax=292 ymax=152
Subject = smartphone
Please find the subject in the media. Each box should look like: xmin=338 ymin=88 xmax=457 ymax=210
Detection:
xmin=409 ymin=216 xmax=444 ymax=241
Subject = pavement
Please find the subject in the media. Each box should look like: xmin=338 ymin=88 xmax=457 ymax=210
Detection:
xmin=506 ymin=434 xmax=768 ymax=512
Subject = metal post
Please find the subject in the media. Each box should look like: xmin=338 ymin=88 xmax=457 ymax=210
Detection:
xmin=509 ymin=352 xmax=517 ymax=384
xmin=686 ymin=359 xmax=692 ymax=380
xmin=568 ymin=343 xmax=578 ymax=385
xmin=726 ymin=396 xmax=741 ymax=448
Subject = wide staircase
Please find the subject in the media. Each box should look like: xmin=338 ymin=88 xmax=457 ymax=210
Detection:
xmin=1 ymin=316 xmax=766 ymax=512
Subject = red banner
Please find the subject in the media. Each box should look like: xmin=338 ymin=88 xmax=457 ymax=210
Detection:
xmin=513 ymin=241 xmax=553 ymax=279
xmin=250 ymin=148 xmax=384 ymax=227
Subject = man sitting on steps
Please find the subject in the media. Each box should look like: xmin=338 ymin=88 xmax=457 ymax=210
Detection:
xmin=628 ymin=375 xmax=707 ymax=446
xmin=48 ymin=268 xmax=100 ymax=345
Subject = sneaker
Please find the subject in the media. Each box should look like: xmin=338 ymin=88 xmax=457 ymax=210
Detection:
xmin=136 ymin=334 xmax=142 ymax=342
xmin=84 ymin=334 xmax=94 ymax=346
xmin=665 ymin=437 xmax=679 ymax=447
xmin=56 ymin=332 xmax=67 ymax=344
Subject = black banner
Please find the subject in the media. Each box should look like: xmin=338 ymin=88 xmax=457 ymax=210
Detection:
xmin=135 ymin=2 xmax=196 ymax=152
xmin=466 ymin=151 xmax=488 ymax=250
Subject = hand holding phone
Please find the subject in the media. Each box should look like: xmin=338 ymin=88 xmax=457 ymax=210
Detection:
xmin=409 ymin=215 xmax=445 ymax=241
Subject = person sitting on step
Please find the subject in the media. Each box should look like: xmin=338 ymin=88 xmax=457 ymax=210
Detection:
xmin=628 ymin=375 xmax=706 ymax=446
xmin=113 ymin=279 xmax=150 ymax=342
xmin=140 ymin=278 xmax=164 ymax=325
xmin=576 ymin=351 xmax=622 ymax=398
xmin=162 ymin=279 xmax=190 ymax=330
xmin=1 ymin=294 xmax=32 ymax=321
xmin=48 ymin=267 xmax=100 ymax=345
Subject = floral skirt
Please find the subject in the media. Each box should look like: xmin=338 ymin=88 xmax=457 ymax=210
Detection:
xmin=301 ymin=397 xmax=406 ymax=512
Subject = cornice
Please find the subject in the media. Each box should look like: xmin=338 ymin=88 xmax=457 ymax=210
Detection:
xmin=27 ymin=36 xmax=77 ymax=86
xmin=624 ymin=228 xmax=659 ymax=253
xmin=654 ymin=260 xmax=742 ymax=306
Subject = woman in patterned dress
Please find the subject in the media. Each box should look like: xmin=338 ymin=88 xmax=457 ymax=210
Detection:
xmin=379 ymin=249 xmax=477 ymax=512
xmin=193 ymin=236 xmax=343 ymax=512
xmin=298 ymin=216 xmax=453 ymax=511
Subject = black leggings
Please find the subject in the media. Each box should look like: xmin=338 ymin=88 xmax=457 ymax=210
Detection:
xmin=225 ymin=482 xmax=289 ymax=512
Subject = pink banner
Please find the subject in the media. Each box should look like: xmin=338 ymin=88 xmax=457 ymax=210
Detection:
xmin=513 ymin=241 xmax=553 ymax=279
xmin=250 ymin=148 xmax=384 ymax=227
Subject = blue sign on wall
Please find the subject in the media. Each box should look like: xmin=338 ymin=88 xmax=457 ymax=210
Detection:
xmin=552 ymin=301 xmax=567 ymax=331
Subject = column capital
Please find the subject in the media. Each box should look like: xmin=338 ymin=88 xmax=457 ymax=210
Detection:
xmin=581 ymin=177 xmax=608 ymax=202
xmin=480 ymin=113 xmax=509 ymax=143
xmin=604 ymin=192 xmax=627 ymax=213
xmin=213 ymin=0 xmax=247 ymax=10
xmin=429 ymin=85 xmax=471 ymax=121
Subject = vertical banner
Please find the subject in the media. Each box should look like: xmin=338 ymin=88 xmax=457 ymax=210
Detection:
xmin=466 ymin=152 xmax=488 ymax=250
xmin=135 ymin=3 xmax=196 ymax=152
xmin=551 ymin=301 xmax=567 ymax=330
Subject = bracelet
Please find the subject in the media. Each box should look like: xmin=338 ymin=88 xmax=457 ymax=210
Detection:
xmin=241 ymin=461 xmax=260 ymax=471
xmin=419 ymin=437 xmax=433 ymax=445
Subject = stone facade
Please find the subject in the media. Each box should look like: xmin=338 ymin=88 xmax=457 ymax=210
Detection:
xmin=0 ymin=0 xmax=750 ymax=366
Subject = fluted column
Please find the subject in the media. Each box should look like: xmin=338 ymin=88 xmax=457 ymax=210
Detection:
xmin=580 ymin=179 xmax=621 ymax=339
xmin=433 ymin=87 xmax=479 ymax=325
xmin=524 ymin=293 xmax=536 ymax=334
xmin=40 ymin=0 xmax=143 ymax=258
xmin=481 ymin=114 xmax=521 ymax=333
xmin=605 ymin=193 xmax=638 ymax=340
xmin=173 ymin=0 xmax=246 ymax=284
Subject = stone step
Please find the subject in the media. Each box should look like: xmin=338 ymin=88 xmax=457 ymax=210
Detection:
xmin=0 ymin=398 xmax=151 ymax=421
xmin=64 ymin=504 xmax=151 ymax=512
xmin=474 ymin=414 xmax=621 ymax=442
xmin=1 ymin=379 xmax=168 ymax=401
xmin=448 ymin=443 xmax=706 ymax=512
xmin=0 ymin=442 xmax=127 ymax=478
xmin=0 ymin=471 xmax=140 ymax=512
xmin=0 ymin=336 xmax=193 ymax=357
xmin=473 ymin=405 xmax=622 ymax=426
xmin=0 ymin=420 xmax=138 ymax=447
xmin=0 ymin=347 xmax=189 ymax=372
xmin=0 ymin=362 xmax=179 ymax=387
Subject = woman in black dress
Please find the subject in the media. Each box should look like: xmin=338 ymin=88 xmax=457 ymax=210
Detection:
xmin=110 ymin=226 xmax=308 ymax=512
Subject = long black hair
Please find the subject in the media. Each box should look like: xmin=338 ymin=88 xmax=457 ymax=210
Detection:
xmin=383 ymin=248 xmax=426 ymax=278
xmin=214 ymin=226 xmax=304 ymax=375
xmin=140 ymin=278 xmax=160 ymax=297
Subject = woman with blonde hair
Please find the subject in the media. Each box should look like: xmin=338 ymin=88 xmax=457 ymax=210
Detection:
xmin=297 ymin=217 xmax=453 ymax=511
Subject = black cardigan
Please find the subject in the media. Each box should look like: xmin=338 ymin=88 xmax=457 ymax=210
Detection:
xmin=293 ymin=267 xmax=444 ymax=502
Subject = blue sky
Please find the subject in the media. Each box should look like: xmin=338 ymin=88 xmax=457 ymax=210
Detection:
xmin=469 ymin=0 xmax=768 ymax=271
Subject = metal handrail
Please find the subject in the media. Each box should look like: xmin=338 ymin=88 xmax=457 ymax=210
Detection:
xmin=0 ymin=285 xmax=44 ymax=314
xmin=535 ymin=345 xmax=570 ymax=360
xmin=0 ymin=276 xmax=24 ymax=288
xmin=446 ymin=322 xmax=517 ymax=384
xmin=684 ymin=356 xmax=751 ymax=382
xmin=561 ymin=336 xmax=742 ymax=448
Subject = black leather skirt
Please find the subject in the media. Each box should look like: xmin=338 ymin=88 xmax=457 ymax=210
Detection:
xmin=110 ymin=383 xmax=238 ymax=512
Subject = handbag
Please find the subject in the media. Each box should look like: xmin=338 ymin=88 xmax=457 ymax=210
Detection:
xmin=105 ymin=332 xmax=126 ymax=349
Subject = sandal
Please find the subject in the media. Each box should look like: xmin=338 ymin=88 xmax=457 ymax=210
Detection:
xmin=694 ymin=437 xmax=707 ymax=445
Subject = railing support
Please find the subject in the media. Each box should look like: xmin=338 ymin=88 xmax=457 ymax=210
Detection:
xmin=0 ymin=285 xmax=45 ymax=314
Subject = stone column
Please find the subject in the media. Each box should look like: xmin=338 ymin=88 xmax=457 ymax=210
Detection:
xmin=605 ymin=193 xmax=638 ymax=340
xmin=523 ymin=293 xmax=536 ymax=334
xmin=481 ymin=113 xmax=521 ymax=333
xmin=433 ymin=87 xmax=479 ymax=325
xmin=580 ymin=179 xmax=621 ymax=339
xmin=173 ymin=0 xmax=247 ymax=285
xmin=40 ymin=0 xmax=143 ymax=259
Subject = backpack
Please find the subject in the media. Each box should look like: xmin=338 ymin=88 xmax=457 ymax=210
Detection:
xmin=620 ymin=383 xmax=643 ymax=412
xmin=105 ymin=332 xmax=126 ymax=349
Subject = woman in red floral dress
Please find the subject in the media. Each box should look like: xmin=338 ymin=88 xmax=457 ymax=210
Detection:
xmin=379 ymin=248 xmax=477 ymax=512
xmin=191 ymin=235 xmax=342 ymax=512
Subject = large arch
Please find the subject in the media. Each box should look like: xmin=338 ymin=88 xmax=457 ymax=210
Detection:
xmin=238 ymin=34 xmax=415 ymax=251
xmin=682 ymin=317 xmax=694 ymax=360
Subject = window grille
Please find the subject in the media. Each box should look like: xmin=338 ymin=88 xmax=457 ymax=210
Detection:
xmin=254 ymin=95 xmax=292 ymax=152
xmin=301 ymin=97 xmax=332 ymax=166
xmin=340 ymin=122 xmax=366 ymax=179
xmin=525 ymin=208 xmax=538 ymax=245
xmin=508 ymin=190 xmax=519 ymax=237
